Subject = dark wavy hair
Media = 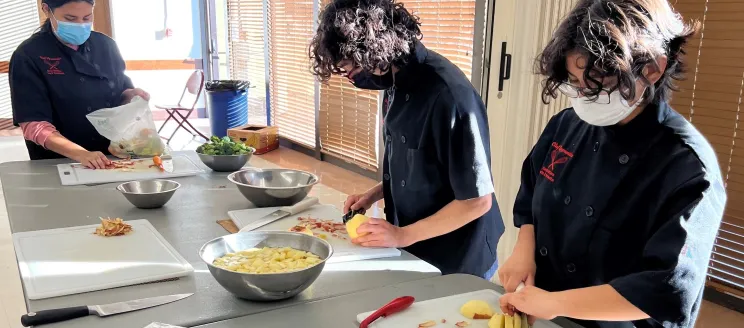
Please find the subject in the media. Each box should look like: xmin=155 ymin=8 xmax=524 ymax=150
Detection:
xmin=309 ymin=0 xmax=422 ymax=82
xmin=536 ymin=0 xmax=700 ymax=104
xmin=40 ymin=0 xmax=95 ymax=28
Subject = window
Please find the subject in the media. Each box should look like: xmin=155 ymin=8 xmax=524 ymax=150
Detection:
xmin=0 ymin=0 xmax=41 ymax=130
xmin=226 ymin=0 xmax=268 ymax=125
xmin=267 ymin=0 xmax=317 ymax=148
xmin=671 ymin=0 xmax=744 ymax=297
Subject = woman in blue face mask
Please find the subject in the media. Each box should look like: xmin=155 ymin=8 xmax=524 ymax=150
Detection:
xmin=9 ymin=0 xmax=150 ymax=168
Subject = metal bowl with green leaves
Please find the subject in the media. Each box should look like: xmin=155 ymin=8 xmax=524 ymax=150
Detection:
xmin=197 ymin=136 xmax=255 ymax=172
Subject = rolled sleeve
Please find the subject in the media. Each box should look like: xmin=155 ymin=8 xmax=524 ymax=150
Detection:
xmin=9 ymin=50 xmax=53 ymax=125
xmin=433 ymin=89 xmax=494 ymax=201
xmin=609 ymin=173 xmax=725 ymax=327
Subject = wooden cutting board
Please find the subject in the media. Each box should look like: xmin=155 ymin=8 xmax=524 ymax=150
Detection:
xmin=357 ymin=290 xmax=563 ymax=328
xmin=229 ymin=204 xmax=401 ymax=263
xmin=13 ymin=220 xmax=193 ymax=300
xmin=57 ymin=155 xmax=204 ymax=186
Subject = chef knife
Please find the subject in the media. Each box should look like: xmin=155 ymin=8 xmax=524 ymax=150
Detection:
xmin=342 ymin=208 xmax=366 ymax=224
xmin=21 ymin=293 xmax=193 ymax=327
xmin=240 ymin=197 xmax=319 ymax=231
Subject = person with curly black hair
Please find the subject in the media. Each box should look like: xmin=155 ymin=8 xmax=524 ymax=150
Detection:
xmin=497 ymin=1 xmax=725 ymax=327
xmin=310 ymin=0 xmax=504 ymax=278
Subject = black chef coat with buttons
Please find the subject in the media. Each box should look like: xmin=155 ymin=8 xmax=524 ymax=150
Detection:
xmin=514 ymin=102 xmax=726 ymax=328
xmin=9 ymin=22 xmax=134 ymax=160
xmin=382 ymin=41 xmax=504 ymax=276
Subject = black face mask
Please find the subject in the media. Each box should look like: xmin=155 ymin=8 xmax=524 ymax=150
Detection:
xmin=351 ymin=69 xmax=394 ymax=90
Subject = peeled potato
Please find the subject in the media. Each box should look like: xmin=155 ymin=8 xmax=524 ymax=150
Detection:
xmin=488 ymin=314 xmax=505 ymax=328
xmin=514 ymin=314 xmax=522 ymax=328
xmin=345 ymin=214 xmax=370 ymax=239
xmin=460 ymin=300 xmax=494 ymax=319
xmin=505 ymin=314 xmax=514 ymax=328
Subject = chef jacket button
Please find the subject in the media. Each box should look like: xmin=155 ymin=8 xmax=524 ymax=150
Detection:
xmin=539 ymin=247 xmax=548 ymax=256
xmin=585 ymin=206 xmax=594 ymax=217
xmin=86 ymin=106 xmax=92 ymax=112
xmin=383 ymin=173 xmax=390 ymax=180
xmin=79 ymin=77 xmax=85 ymax=82
xmin=401 ymin=180 xmax=406 ymax=187
xmin=566 ymin=263 xmax=576 ymax=273
xmin=405 ymin=94 xmax=410 ymax=101
xmin=619 ymin=154 xmax=629 ymax=164
xmin=593 ymin=142 xmax=600 ymax=152
xmin=564 ymin=196 xmax=571 ymax=205
xmin=105 ymin=102 xmax=111 ymax=107
xmin=401 ymin=135 xmax=406 ymax=144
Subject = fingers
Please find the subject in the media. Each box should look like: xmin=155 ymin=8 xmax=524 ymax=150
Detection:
xmin=504 ymin=276 xmax=523 ymax=293
xmin=343 ymin=196 xmax=355 ymax=213
xmin=98 ymin=152 xmax=111 ymax=164
xmin=527 ymin=315 xmax=537 ymax=326
xmin=526 ymin=274 xmax=535 ymax=287
xmin=136 ymin=89 xmax=151 ymax=101
xmin=499 ymin=294 xmax=515 ymax=316
xmin=93 ymin=157 xmax=106 ymax=170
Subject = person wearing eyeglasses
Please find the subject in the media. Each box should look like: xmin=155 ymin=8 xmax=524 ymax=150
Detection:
xmin=309 ymin=0 xmax=503 ymax=278
xmin=9 ymin=0 xmax=149 ymax=168
xmin=497 ymin=1 xmax=725 ymax=327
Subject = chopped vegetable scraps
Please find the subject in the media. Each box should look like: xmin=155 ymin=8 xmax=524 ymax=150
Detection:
xmin=295 ymin=217 xmax=348 ymax=240
xmin=94 ymin=218 xmax=133 ymax=237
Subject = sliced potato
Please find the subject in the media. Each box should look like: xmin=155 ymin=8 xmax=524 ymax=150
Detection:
xmin=514 ymin=313 xmax=522 ymax=328
xmin=488 ymin=314 xmax=505 ymax=328
xmin=521 ymin=314 xmax=529 ymax=328
xmin=460 ymin=300 xmax=494 ymax=319
xmin=505 ymin=314 xmax=514 ymax=328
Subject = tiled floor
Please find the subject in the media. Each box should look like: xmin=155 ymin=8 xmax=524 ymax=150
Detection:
xmin=0 ymin=126 xmax=741 ymax=327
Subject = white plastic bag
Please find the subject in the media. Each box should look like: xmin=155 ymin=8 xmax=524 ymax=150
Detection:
xmin=86 ymin=97 xmax=166 ymax=158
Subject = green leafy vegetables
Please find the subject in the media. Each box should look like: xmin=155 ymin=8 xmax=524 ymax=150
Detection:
xmin=197 ymin=136 xmax=254 ymax=155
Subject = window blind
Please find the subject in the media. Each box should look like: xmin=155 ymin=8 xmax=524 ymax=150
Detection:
xmin=1 ymin=0 xmax=41 ymax=125
xmin=226 ymin=0 xmax=268 ymax=125
xmin=319 ymin=75 xmax=380 ymax=171
xmin=404 ymin=0 xmax=477 ymax=80
xmin=267 ymin=0 xmax=316 ymax=147
xmin=671 ymin=0 xmax=744 ymax=297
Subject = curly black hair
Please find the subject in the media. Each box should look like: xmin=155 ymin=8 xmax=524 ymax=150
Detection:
xmin=309 ymin=0 xmax=422 ymax=82
xmin=537 ymin=0 xmax=700 ymax=104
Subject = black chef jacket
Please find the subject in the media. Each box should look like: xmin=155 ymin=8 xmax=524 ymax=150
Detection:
xmin=514 ymin=101 xmax=726 ymax=328
xmin=382 ymin=41 xmax=504 ymax=276
xmin=9 ymin=22 xmax=133 ymax=160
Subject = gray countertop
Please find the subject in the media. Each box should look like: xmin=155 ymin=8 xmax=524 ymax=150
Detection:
xmin=196 ymin=274 xmax=583 ymax=328
xmin=0 ymin=152 xmax=440 ymax=327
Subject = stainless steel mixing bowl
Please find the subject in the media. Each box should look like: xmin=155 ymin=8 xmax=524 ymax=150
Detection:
xmin=198 ymin=231 xmax=333 ymax=301
xmin=227 ymin=168 xmax=319 ymax=207
xmin=117 ymin=179 xmax=180 ymax=209
xmin=198 ymin=152 xmax=253 ymax=172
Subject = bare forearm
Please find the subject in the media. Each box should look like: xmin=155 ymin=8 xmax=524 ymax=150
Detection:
xmin=555 ymin=285 xmax=648 ymax=321
xmin=44 ymin=132 xmax=87 ymax=160
xmin=515 ymin=224 xmax=536 ymax=252
xmin=367 ymin=182 xmax=384 ymax=202
xmin=403 ymin=195 xmax=492 ymax=245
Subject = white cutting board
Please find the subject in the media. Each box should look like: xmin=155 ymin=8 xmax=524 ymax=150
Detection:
xmin=229 ymin=204 xmax=401 ymax=263
xmin=57 ymin=155 xmax=204 ymax=186
xmin=13 ymin=220 xmax=194 ymax=300
xmin=357 ymin=290 xmax=562 ymax=328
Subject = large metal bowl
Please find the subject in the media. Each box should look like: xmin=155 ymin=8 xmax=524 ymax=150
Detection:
xmin=198 ymin=152 xmax=253 ymax=172
xmin=198 ymin=231 xmax=333 ymax=301
xmin=117 ymin=179 xmax=180 ymax=209
xmin=227 ymin=168 xmax=319 ymax=207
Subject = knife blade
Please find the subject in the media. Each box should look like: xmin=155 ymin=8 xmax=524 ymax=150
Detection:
xmin=240 ymin=197 xmax=319 ymax=232
xmin=21 ymin=293 xmax=193 ymax=327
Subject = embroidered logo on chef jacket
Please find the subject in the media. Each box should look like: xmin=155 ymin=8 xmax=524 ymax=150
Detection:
xmin=540 ymin=142 xmax=574 ymax=182
xmin=680 ymin=243 xmax=694 ymax=259
xmin=40 ymin=56 xmax=64 ymax=75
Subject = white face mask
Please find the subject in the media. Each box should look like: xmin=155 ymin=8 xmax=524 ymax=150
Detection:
xmin=561 ymin=84 xmax=644 ymax=126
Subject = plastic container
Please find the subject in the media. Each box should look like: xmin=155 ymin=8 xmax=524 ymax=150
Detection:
xmin=205 ymin=80 xmax=250 ymax=138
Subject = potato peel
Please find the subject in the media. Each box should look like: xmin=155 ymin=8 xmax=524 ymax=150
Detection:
xmin=94 ymin=217 xmax=132 ymax=237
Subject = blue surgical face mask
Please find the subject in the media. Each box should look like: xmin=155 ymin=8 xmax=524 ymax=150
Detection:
xmin=51 ymin=14 xmax=92 ymax=46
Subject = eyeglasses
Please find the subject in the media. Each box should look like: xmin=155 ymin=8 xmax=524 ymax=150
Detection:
xmin=558 ymin=84 xmax=613 ymax=104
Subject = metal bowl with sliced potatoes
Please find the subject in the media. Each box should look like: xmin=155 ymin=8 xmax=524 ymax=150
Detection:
xmin=227 ymin=168 xmax=319 ymax=207
xmin=117 ymin=179 xmax=180 ymax=209
xmin=198 ymin=231 xmax=333 ymax=301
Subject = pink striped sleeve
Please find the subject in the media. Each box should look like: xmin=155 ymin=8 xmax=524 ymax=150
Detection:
xmin=19 ymin=121 xmax=58 ymax=148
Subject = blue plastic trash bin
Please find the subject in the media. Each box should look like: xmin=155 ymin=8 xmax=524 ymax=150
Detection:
xmin=206 ymin=89 xmax=249 ymax=138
